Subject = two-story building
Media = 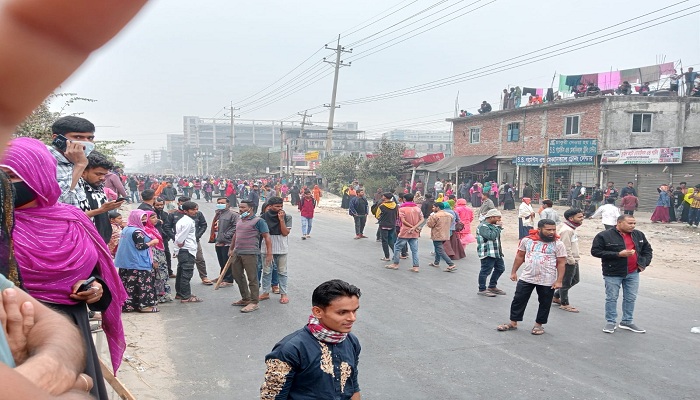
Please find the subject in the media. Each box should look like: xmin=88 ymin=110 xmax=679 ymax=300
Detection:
xmin=447 ymin=95 xmax=700 ymax=208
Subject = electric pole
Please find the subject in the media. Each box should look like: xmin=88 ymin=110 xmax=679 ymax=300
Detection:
xmin=296 ymin=110 xmax=311 ymax=176
xmin=227 ymin=101 xmax=240 ymax=162
xmin=324 ymin=35 xmax=352 ymax=156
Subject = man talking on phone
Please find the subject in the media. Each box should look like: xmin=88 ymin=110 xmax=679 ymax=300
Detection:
xmin=78 ymin=151 xmax=124 ymax=244
xmin=47 ymin=116 xmax=97 ymax=208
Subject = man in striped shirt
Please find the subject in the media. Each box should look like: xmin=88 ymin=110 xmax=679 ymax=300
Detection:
xmin=497 ymin=219 xmax=566 ymax=335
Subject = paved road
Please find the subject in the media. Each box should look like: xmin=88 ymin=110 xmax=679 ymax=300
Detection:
xmin=154 ymin=199 xmax=699 ymax=399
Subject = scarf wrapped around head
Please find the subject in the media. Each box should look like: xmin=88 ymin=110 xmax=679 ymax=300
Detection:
xmin=142 ymin=210 xmax=164 ymax=251
xmin=0 ymin=137 xmax=127 ymax=375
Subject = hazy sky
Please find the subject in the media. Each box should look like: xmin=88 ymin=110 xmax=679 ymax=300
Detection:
xmin=60 ymin=0 xmax=699 ymax=167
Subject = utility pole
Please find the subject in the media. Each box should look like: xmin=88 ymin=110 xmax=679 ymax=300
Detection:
xmin=324 ymin=35 xmax=352 ymax=156
xmin=296 ymin=110 xmax=311 ymax=177
xmin=227 ymin=101 xmax=240 ymax=162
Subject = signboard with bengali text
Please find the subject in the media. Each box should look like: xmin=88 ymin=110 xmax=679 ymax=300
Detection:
xmin=600 ymin=147 xmax=682 ymax=165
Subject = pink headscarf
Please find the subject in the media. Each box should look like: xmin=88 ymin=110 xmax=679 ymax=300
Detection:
xmin=0 ymin=137 xmax=127 ymax=375
xmin=142 ymin=210 xmax=164 ymax=251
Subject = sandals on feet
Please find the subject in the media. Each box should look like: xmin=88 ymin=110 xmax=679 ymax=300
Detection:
xmin=181 ymin=296 xmax=203 ymax=303
xmin=444 ymin=266 xmax=457 ymax=272
xmin=240 ymin=303 xmax=259 ymax=313
xmin=497 ymin=323 xmax=517 ymax=331
xmin=428 ymin=262 xmax=439 ymax=268
xmin=231 ymin=300 xmax=250 ymax=306
xmin=409 ymin=267 xmax=420 ymax=273
xmin=139 ymin=307 xmax=159 ymax=313
xmin=279 ymin=297 xmax=289 ymax=304
xmin=259 ymin=293 xmax=271 ymax=301
xmin=531 ymin=326 xmax=545 ymax=335
xmin=380 ymin=257 xmax=391 ymax=261
xmin=201 ymin=279 xmax=213 ymax=286
xmin=384 ymin=265 xmax=399 ymax=270
xmin=559 ymin=305 xmax=579 ymax=313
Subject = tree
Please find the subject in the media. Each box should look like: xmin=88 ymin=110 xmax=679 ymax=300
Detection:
xmin=15 ymin=92 xmax=96 ymax=141
xmin=357 ymin=139 xmax=407 ymax=195
xmin=316 ymin=154 xmax=359 ymax=189
xmin=94 ymin=140 xmax=133 ymax=168
xmin=220 ymin=146 xmax=275 ymax=177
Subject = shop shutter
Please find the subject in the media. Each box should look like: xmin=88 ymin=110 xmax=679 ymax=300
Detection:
xmin=606 ymin=165 xmax=637 ymax=196
xmin=635 ymin=165 xmax=671 ymax=210
xmin=671 ymin=163 xmax=700 ymax=187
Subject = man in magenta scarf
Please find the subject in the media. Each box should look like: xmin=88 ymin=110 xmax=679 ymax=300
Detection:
xmin=0 ymin=137 xmax=127 ymax=398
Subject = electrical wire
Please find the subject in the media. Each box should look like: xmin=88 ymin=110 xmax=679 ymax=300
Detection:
xmin=338 ymin=5 xmax=698 ymax=106
xmin=338 ymin=0 xmax=420 ymax=41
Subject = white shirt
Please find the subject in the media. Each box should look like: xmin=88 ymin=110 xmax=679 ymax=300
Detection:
xmin=591 ymin=204 xmax=621 ymax=226
xmin=519 ymin=202 xmax=535 ymax=225
xmin=175 ymin=215 xmax=197 ymax=256
xmin=434 ymin=181 xmax=443 ymax=191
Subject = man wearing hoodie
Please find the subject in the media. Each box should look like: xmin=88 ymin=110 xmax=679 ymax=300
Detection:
xmin=497 ymin=219 xmax=566 ymax=335
xmin=375 ymin=193 xmax=398 ymax=261
xmin=385 ymin=193 xmax=424 ymax=272
xmin=161 ymin=181 xmax=178 ymax=210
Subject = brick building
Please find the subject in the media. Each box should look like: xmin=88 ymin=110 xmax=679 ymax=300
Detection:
xmin=447 ymin=96 xmax=700 ymax=208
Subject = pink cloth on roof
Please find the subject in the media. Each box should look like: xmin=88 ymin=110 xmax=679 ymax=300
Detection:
xmin=659 ymin=62 xmax=676 ymax=75
xmin=598 ymin=71 xmax=621 ymax=90
xmin=0 ymin=137 xmax=127 ymax=375
xmin=580 ymin=73 xmax=598 ymax=85
xmin=536 ymin=88 xmax=543 ymax=96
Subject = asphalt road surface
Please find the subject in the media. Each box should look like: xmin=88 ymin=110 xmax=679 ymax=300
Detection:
xmin=153 ymin=198 xmax=699 ymax=400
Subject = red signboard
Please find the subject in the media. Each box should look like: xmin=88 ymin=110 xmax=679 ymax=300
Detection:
xmin=411 ymin=152 xmax=445 ymax=167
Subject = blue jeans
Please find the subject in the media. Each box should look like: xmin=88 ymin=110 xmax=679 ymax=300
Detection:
xmin=262 ymin=254 xmax=288 ymax=294
xmin=130 ymin=190 xmax=140 ymax=203
xmin=392 ymin=238 xmax=419 ymax=266
xmin=432 ymin=241 xmax=454 ymax=266
xmin=478 ymin=257 xmax=505 ymax=291
xmin=256 ymin=254 xmax=278 ymax=287
xmin=604 ymin=272 xmax=640 ymax=324
xmin=688 ymin=207 xmax=700 ymax=226
xmin=301 ymin=216 xmax=313 ymax=235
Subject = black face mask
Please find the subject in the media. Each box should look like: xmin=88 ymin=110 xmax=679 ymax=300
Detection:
xmin=13 ymin=181 xmax=37 ymax=208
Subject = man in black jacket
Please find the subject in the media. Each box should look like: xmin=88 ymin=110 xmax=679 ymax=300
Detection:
xmin=172 ymin=196 xmax=211 ymax=285
xmin=591 ymin=215 xmax=653 ymax=334
xmin=349 ymin=189 xmax=369 ymax=239
xmin=154 ymin=198 xmax=175 ymax=277
xmin=375 ymin=193 xmax=398 ymax=261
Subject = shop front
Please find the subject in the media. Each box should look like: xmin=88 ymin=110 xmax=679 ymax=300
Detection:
xmin=601 ymin=147 xmax=683 ymax=208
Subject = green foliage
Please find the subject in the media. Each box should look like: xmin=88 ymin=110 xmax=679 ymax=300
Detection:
xmin=95 ymin=140 xmax=133 ymax=168
xmin=221 ymin=146 xmax=275 ymax=176
xmin=316 ymin=155 xmax=359 ymax=192
xmin=357 ymin=139 xmax=406 ymax=195
xmin=15 ymin=92 xmax=96 ymax=142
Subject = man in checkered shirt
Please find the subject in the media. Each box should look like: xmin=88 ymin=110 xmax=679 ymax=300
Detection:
xmin=476 ymin=209 xmax=507 ymax=297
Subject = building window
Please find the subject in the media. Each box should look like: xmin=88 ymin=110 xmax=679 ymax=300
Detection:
xmin=507 ymin=122 xmax=520 ymax=142
xmin=470 ymin=128 xmax=480 ymax=144
xmin=632 ymin=113 xmax=652 ymax=133
xmin=564 ymin=116 xmax=580 ymax=135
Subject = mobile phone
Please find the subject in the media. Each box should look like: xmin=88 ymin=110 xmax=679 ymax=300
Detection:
xmin=51 ymin=134 xmax=69 ymax=152
xmin=116 ymin=197 xmax=128 ymax=202
xmin=77 ymin=277 xmax=96 ymax=293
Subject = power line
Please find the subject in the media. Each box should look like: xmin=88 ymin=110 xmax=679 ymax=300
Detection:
xmin=347 ymin=0 xmax=495 ymax=62
xmin=339 ymin=0 xmax=420 ymax=40
xmin=338 ymin=4 xmax=698 ymax=106
xmin=347 ymin=0 xmax=452 ymax=47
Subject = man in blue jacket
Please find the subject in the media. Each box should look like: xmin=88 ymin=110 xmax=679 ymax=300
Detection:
xmin=591 ymin=215 xmax=653 ymax=334
xmin=349 ymin=189 xmax=369 ymax=239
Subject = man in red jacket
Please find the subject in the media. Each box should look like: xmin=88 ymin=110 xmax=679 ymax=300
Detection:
xmin=298 ymin=189 xmax=316 ymax=240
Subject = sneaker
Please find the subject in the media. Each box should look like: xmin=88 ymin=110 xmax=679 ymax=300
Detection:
xmin=488 ymin=287 xmax=507 ymax=295
xmin=602 ymin=323 xmax=616 ymax=333
xmin=618 ymin=322 xmax=646 ymax=333
xmin=477 ymin=290 xmax=497 ymax=297
xmin=301 ymin=236 xmax=306 ymax=240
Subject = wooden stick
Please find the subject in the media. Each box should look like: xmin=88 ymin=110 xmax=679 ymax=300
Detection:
xmin=99 ymin=358 xmax=136 ymax=400
xmin=214 ymin=256 xmax=233 ymax=290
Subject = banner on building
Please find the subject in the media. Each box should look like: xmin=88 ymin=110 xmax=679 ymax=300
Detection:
xmin=411 ymin=152 xmax=445 ymax=167
xmin=515 ymin=155 xmax=596 ymax=166
xmin=292 ymin=153 xmax=306 ymax=162
xmin=305 ymin=151 xmax=320 ymax=161
xmin=601 ymin=147 xmax=682 ymax=165
xmin=548 ymin=139 xmax=598 ymax=157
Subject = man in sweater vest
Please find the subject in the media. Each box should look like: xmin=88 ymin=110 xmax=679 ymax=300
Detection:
xmin=229 ymin=200 xmax=272 ymax=313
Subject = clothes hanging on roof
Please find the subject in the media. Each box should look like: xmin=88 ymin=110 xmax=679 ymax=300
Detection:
xmin=545 ymin=88 xmax=554 ymax=102
xmin=620 ymin=68 xmax=640 ymax=83
xmin=565 ymin=75 xmax=582 ymax=88
xmin=580 ymin=73 xmax=598 ymax=85
xmin=659 ymin=62 xmax=676 ymax=75
xmin=522 ymin=87 xmax=537 ymax=96
xmin=559 ymin=75 xmax=569 ymax=93
xmin=639 ymin=65 xmax=661 ymax=83
xmin=597 ymin=71 xmax=621 ymax=90
xmin=536 ymin=88 xmax=544 ymax=97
